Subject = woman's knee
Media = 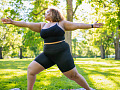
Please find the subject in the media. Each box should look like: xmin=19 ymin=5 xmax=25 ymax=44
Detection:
xmin=67 ymin=72 xmax=79 ymax=80
xmin=27 ymin=65 xmax=36 ymax=76
xmin=63 ymin=67 xmax=80 ymax=80
xmin=27 ymin=61 xmax=45 ymax=76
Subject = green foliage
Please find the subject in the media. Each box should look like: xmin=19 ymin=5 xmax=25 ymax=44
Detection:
xmin=2 ymin=0 xmax=119 ymax=58
xmin=0 ymin=0 xmax=60 ymax=58
xmin=72 ymin=37 xmax=98 ymax=57
xmin=86 ymin=47 xmax=95 ymax=57
xmin=0 ymin=0 xmax=26 ymax=58
xmin=85 ymin=0 xmax=120 ymax=58
xmin=52 ymin=0 xmax=60 ymax=6
xmin=76 ymin=0 xmax=82 ymax=5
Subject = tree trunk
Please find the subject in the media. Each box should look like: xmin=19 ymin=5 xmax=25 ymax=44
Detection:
xmin=0 ymin=47 xmax=3 ymax=59
xmin=115 ymin=25 xmax=120 ymax=60
xmin=115 ymin=38 xmax=120 ymax=59
xmin=115 ymin=1 xmax=120 ymax=60
xmin=20 ymin=47 xmax=22 ymax=59
xmin=66 ymin=0 xmax=73 ymax=52
xmin=106 ymin=50 xmax=108 ymax=58
xmin=100 ymin=44 xmax=105 ymax=59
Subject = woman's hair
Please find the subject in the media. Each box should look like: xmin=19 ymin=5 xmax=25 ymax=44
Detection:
xmin=49 ymin=8 xmax=64 ymax=22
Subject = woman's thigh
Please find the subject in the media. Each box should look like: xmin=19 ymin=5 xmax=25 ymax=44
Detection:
xmin=55 ymin=49 xmax=75 ymax=72
xmin=28 ymin=52 xmax=55 ymax=75
xmin=34 ymin=52 xmax=55 ymax=69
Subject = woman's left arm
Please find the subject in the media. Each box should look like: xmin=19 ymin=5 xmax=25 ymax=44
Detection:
xmin=63 ymin=20 xmax=104 ymax=31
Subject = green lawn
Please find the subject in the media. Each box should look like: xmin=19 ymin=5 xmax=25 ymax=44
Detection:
xmin=0 ymin=58 xmax=120 ymax=90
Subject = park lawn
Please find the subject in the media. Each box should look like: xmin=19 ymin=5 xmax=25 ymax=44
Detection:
xmin=0 ymin=58 xmax=120 ymax=90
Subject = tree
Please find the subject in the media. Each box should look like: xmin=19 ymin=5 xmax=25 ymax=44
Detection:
xmin=0 ymin=0 xmax=23 ymax=59
xmin=72 ymin=38 xmax=77 ymax=57
xmin=66 ymin=0 xmax=83 ymax=52
xmin=89 ymin=0 xmax=120 ymax=59
xmin=115 ymin=0 xmax=120 ymax=59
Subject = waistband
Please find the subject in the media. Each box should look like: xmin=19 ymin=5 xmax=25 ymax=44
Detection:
xmin=44 ymin=40 xmax=65 ymax=44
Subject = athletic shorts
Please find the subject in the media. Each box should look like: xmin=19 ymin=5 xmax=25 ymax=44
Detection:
xmin=34 ymin=41 xmax=75 ymax=72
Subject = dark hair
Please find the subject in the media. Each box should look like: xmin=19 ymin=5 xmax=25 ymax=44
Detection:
xmin=49 ymin=8 xmax=64 ymax=22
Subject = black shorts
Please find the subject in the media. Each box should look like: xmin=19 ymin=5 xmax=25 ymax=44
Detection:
xmin=34 ymin=41 xmax=75 ymax=72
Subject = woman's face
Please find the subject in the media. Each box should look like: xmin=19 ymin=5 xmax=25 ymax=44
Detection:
xmin=45 ymin=9 xmax=52 ymax=21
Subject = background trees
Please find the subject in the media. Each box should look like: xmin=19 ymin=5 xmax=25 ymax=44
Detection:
xmin=88 ymin=0 xmax=120 ymax=59
xmin=0 ymin=0 xmax=119 ymax=59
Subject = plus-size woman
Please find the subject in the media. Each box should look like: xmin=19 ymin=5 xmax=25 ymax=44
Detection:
xmin=1 ymin=8 xmax=103 ymax=90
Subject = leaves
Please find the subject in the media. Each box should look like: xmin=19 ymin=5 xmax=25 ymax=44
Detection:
xmin=86 ymin=0 xmax=120 ymax=57
xmin=76 ymin=0 xmax=82 ymax=5
xmin=1 ymin=0 xmax=62 ymax=58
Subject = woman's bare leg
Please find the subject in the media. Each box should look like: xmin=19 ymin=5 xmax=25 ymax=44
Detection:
xmin=63 ymin=67 xmax=91 ymax=90
xmin=27 ymin=61 xmax=45 ymax=90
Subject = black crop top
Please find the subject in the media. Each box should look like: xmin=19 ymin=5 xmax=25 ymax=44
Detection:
xmin=40 ymin=23 xmax=65 ymax=43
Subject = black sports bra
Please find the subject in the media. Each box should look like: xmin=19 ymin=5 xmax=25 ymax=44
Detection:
xmin=40 ymin=23 xmax=65 ymax=43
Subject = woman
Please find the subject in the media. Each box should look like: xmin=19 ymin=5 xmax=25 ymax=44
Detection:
xmin=1 ymin=8 xmax=103 ymax=90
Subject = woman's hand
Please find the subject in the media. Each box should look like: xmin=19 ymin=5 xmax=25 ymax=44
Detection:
xmin=1 ymin=17 xmax=13 ymax=24
xmin=93 ymin=21 xmax=104 ymax=28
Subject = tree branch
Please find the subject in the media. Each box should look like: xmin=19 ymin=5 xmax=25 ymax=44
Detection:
xmin=32 ymin=8 xmax=48 ymax=16
xmin=73 ymin=5 xmax=79 ymax=16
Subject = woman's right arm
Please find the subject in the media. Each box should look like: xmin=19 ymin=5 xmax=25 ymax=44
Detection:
xmin=1 ymin=17 xmax=45 ymax=33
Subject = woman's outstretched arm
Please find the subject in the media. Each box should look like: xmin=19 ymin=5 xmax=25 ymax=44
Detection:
xmin=1 ymin=17 xmax=45 ymax=33
xmin=63 ymin=20 xmax=104 ymax=31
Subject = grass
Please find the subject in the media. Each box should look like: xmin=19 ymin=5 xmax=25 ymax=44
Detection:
xmin=0 ymin=58 xmax=120 ymax=90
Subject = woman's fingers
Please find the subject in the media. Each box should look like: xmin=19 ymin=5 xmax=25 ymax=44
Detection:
xmin=94 ymin=21 xmax=98 ymax=24
xmin=1 ymin=18 xmax=7 ymax=23
xmin=1 ymin=17 xmax=12 ymax=24
xmin=96 ymin=21 xmax=98 ymax=23
xmin=93 ymin=22 xmax=104 ymax=28
xmin=98 ymin=23 xmax=104 ymax=27
xmin=97 ymin=23 xmax=104 ymax=28
xmin=7 ymin=17 xmax=12 ymax=21
xmin=1 ymin=18 xmax=5 ymax=22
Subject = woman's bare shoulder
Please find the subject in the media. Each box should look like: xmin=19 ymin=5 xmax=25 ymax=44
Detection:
xmin=40 ymin=22 xmax=46 ymax=29
xmin=59 ymin=20 xmax=66 ymax=24
xmin=59 ymin=20 xmax=70 ymax=26
xmin=59 ymin=20 xmax=67 ymax=26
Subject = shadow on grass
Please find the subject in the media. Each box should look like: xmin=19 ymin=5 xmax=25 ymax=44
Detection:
xmin=0 ymin=62 xmax=96 ymax=90
xmin=0 ymin=74 xmax=27 ymax=90
xmin=83 ymin=67 xmax=120 ymax=87
xmin=0 ymin=58 xmax=120 ymax=90
xmin=0 ymin=60 xmax=31 ymax=70
xmin=33 ymin=64 xmax=97 ymax=90
xmin=0 ymin=59 xmax=31 ymax=90
xmin=76 ymin=65 xmax=96 ymax=88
